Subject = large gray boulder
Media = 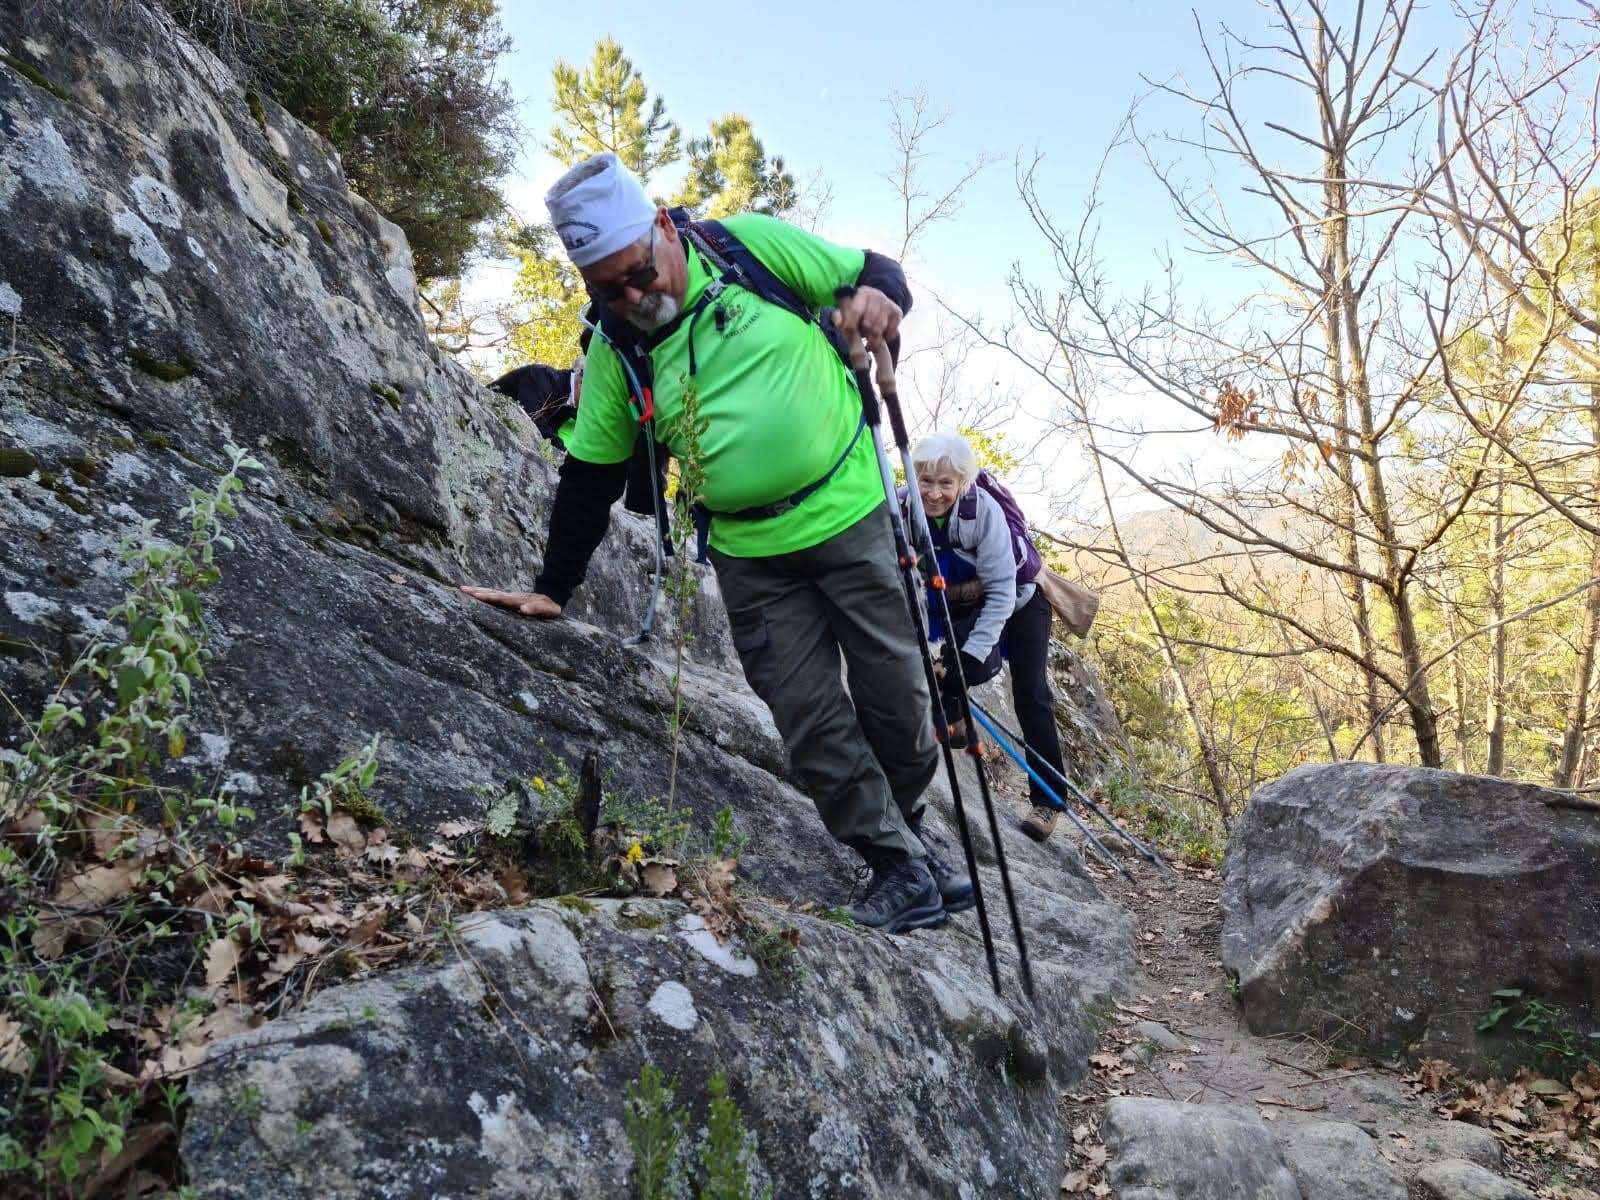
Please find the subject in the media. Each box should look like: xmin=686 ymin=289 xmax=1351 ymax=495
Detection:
xmin=0 ymin=4 xmax=1134 ymax=1195
xmin=1221 ymin=763 xmax=1600 ymax=1074
xmin=183 ymin=898 xmax=1086 ymax=1199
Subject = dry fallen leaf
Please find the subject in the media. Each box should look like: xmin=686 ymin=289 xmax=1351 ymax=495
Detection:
xmin=204 ymin=935 xmax=243 ymax=986
xmin=435 ymin=819 xmax=479 ymax=839
xmin=640 ymin=860 xmax=679 ymax=897
xmin=0 ymin=1015 xmax=31 ymax=1074
xmin=300 ymin=810 xmax=327 ymax=844
xmin=496 ymin=866 xmax=529 ymax=904
xmin=363 ymin=828 xmax=399 ymax=868
xmin=30 ymin=918 xmax=71 ymax=960
xmin=1089 ymin=1052 xmax=1122 ymax=1071
xmin=54 ymin=861 xmax=143 ymax=908
xmin=326 ymin=813 xmax=366 ymax=858
xmin=1060 ymin=1169 xmax=1091 ymax=1193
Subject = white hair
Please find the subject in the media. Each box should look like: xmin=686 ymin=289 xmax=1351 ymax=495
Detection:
xmin=911 ymin=431 xmax=979 ymax=490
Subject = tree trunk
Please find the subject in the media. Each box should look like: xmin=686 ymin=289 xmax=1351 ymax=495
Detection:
xmin=1556 ymin=385 xmax=1600 ymax=787
xmin=1327 ymin=162 xmax=1441 ymax=766
xmin=1445 ymin=604 xmax=1472 ymax=773
xmin=1321 ymin=141 xmax=1387 ymax=763
xmin=1485 ymin=471 xmax=1507 ymax=776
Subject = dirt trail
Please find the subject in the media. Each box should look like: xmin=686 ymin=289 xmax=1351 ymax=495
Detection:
xmin=1040 ymin=834 xmax=1600 ymax=1200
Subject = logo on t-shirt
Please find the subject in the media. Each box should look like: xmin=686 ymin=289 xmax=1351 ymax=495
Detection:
xmin=716 ymin=298 xmax=760 ymax=340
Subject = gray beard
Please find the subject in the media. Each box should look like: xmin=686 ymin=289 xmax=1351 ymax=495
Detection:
xmin=624 ymin=292 xmax=680 ymax=331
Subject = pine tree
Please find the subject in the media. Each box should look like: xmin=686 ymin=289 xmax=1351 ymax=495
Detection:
xmin=505 ymin=40 xmax=804 ymax=372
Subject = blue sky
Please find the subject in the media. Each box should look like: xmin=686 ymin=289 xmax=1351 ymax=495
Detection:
xmin=481 ymin=0 xmax=1474 ymax=517
xmin=492 ymin=0 xmax=1208 ymax=306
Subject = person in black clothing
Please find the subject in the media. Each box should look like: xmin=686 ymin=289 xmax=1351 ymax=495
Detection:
xmin=488 ymin=321 xmax=671 ymax=543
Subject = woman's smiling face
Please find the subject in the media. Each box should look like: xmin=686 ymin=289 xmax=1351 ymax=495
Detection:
xmin=918 ymin=465 xmax=963 ymax=518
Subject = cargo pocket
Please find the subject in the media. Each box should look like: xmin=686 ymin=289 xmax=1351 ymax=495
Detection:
xmin=729 ymin=612 xmax=775 ymax=696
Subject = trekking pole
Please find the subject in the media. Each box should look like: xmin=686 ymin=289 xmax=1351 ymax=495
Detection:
xmin=834 ymin=297 xmax=1035 ymax=1002
xmin=821 ymin=314 xmax=1006 ymax=998
xmin=967 ymin=705 xmax=1137 ymax=882
xmin=968 ymin=700 xmax=1171 ymax=873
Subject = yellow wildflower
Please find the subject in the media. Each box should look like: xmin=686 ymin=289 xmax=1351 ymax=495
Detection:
xmin=625 ymin=840 xmax=645 ymax=865
xmin=532 ymin=776 xmax=547 ymax=792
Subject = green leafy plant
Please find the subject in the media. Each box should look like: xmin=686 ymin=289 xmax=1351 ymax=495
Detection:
xmin=298 ymin=734 xmax=381 ymax=823
xmin=1477 ymin=988 xmax=1600 ymax=1070
xmin=624 ymin=1064 xmax=688 ymax=1200
xmin=622 ymin=1065 xmax=771 ymax=1200
xmin=663 ymin=380 xmax=708 ymax=813
xmin=743 ymin=925 xmax=804 ymax=984
xmin=699 ymin=1072 xmax=772 ymax=1200
xmin=484 ymin=789 xmax=521 ymax=840
xmin=0 ymin=448 xmax=260 ymax=1194
xmin=709 ymin=806 xmax=747 ymax=860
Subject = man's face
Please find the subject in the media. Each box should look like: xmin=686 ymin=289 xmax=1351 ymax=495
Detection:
xmin=918 ymin=466 xmax=964 ymax=518
xmin=581 ymin=211 xmax=686 ymax=331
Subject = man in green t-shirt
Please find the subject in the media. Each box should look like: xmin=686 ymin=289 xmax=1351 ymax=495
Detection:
xmin=462 ymin=152 xmax=972 ymax=933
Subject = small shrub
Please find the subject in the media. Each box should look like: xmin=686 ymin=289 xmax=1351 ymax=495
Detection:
xmin=699 ymin=1072 xmax=772 ymax=1200
xmin=624 ymin=1064 xmax=688 ymax=1200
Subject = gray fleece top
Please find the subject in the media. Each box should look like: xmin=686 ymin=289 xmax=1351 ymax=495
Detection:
xmin=933 ymin=487 xmax=1037 ymax=662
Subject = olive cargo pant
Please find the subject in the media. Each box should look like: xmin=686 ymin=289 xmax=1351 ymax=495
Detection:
xmin=709 ymin=503 xmax=938 ymax=860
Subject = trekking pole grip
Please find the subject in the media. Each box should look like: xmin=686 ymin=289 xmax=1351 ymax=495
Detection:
xmin=869 ymin=339 xmax=911 ymax=449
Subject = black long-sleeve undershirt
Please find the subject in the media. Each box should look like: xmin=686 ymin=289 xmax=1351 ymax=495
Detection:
xmin=533 ymin=455 xmax=629 ymax=606
xmin=858 ymin=249 xmax=912 ymax=320
xmin=532 ymin=248 xmax=911 ymax=605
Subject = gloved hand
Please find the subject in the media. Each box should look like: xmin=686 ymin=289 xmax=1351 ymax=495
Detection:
xmin=957 ymin=651 xmax=989 ymax=684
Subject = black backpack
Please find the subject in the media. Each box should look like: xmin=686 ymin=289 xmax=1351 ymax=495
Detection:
xmin=488 ymin=363 xmax=574 ymax=445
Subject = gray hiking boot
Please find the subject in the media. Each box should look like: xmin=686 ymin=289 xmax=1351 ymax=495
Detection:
xmin=848 ymin=856 xmax=947 ymax=932
xmin=1020 ymin=804 xmax=1060 ymax=842
xmin=924 ymin=847 xmax=974 ymax=913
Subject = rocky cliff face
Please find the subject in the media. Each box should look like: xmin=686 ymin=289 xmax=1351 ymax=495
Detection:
xmin=0 ymin=4 xmax=1135 ymax=1196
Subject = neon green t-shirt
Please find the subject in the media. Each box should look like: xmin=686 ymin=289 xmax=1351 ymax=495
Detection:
xmin=565 ymin=213 xmax=883 ymax=558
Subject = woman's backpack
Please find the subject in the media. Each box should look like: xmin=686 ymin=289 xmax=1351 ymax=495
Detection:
xmin=955 ymin=471 xmax=1043 ymax=586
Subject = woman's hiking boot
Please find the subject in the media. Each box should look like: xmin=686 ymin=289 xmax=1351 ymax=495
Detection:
xmin=848 ymin=855 xmax=947 ymax=932
xmin=1020 ymin=804 xmax=1060 ymax=842
xmin=924 ymin=847 xmax=974 ymax=913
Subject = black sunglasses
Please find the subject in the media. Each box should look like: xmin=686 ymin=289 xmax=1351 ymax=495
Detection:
xmin=589 ymin=226 xmax=659 ymax=303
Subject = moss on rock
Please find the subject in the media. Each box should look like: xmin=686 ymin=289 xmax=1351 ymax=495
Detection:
xmin=2 ymin=54 xmax=72 ymax=104
xmin=0 ymin=447 xmax=40 ymax=478
xmin=130 ymin=349 xmax=194 ymax=383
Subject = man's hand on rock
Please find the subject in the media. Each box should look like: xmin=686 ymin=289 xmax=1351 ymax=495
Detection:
xmin=459 ymin=586 xmax=562 ymax=619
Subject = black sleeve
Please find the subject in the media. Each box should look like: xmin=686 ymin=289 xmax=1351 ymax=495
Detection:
xmin=856 ymin=250 xmax=913 ymax=316
xmin=533 ymin=455 xmax=630 ymax=606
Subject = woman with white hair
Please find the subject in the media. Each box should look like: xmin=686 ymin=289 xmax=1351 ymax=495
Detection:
xmin=911 ymin=431 xmax=1071 ymax=842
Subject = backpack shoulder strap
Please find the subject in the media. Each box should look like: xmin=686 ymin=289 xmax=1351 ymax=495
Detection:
xmin=958 ymin=480 xmax=981 ymax=522
xmin=688 ymin=219 xmax=815 ymax=323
